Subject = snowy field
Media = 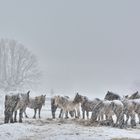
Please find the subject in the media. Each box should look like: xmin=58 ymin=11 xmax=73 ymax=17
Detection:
xmin=0 ymin=96 xmax=140 ymax=140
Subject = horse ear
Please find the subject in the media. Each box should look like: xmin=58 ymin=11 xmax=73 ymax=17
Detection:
xmin=76 ymin=92 xmax=79 ymax=95
xmin=27 ymin=91 xmax=30 ymax=96
xmin=44 ymin=95 xmax=46 ymax=97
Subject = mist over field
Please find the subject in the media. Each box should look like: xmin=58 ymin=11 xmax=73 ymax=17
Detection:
xmin=0 ymin=1 xmax=140 ymax=140
xmin=0 ymin=0 xmax=140 ymax=98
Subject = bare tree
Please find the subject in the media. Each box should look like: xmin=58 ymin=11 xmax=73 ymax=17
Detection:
xmin=0 ymin=39 xmax=41 ymax=91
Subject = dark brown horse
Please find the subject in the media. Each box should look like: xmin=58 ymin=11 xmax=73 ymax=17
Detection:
xmin=104 ymin=91 xmax=121 ymax=100
xmin=74 ymin=93 xmax=101 ymax=119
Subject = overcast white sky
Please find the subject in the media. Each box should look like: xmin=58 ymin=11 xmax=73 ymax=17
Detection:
xmin=0 ymin=0 xmax=140 ymax=98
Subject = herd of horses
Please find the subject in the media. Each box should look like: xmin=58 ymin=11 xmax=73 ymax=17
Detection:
xmin=4 ymin=90 xmax=140 ymax=129
xmin=4 ymin=91 xmax=46 ymax=123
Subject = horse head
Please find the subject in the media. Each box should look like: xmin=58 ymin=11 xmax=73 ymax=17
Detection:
xmin=73 ymin=93 xmax=84 ymax=103
xmin=41 ymin=95 xmax=46 ymax=105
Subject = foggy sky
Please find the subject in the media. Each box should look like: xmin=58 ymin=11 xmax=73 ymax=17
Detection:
xmin=0 ymin=0 xmax=140 ymax=98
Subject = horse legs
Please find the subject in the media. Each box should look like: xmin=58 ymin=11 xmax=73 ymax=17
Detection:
xmin=106 ymin=114 xmax=109 ymax=121
xmin=69 ymin=110 xmax=74 ymax=118
xmin=77 ymin=108 xmax=80 ymax=118
xmin=4 ymin=115 xmax=9 ymax=123
xmin=106 ymin=115 xmax=114 ymax=127
xmin=59 ymin=109 xmax=63 ymax=118
xmin=38 ymin=107 xmax=42 ymax=118
xmin=138 ymin=113 xmax=140 ymax=124
xmin=98 ymin=113 xmax=103 ymax=121
xmin=24 ymin=110 xmax=28 ymax=118
xmin=59 ymin=109 xmax=69 ymax=119
xmin=14 ymin=111 xmax=17 ymax=122
xmin=114 ymin=113 xmax=120 ymax=127
xmin=23 ymin=108 xmax=28 ymax=118
xmin=33 ymin=108 xmax=37 ymax=119
xmin=116 ymin=112 xmax=124 ymax=128
xmin=86 ymin=111 xmax=89 ymax=119
xmin=82 ymin=110 xmax=85 ymax=119
xmin=10 ymin=112 xmax=14 ymax=123
xmin=4 ymin=110 xmax=10 ymax=123
xmin=19 ymin=109 xmax=23 ymax=123
xmin=52 ymin=105 xmax=57 ymax=119
xmin=125 ymin=113 xmax=129 ymax=126
xmin=105 ymin=114 xmax=109 ymax=120
xmin=65 ymin=111 xmax=69 ymax=119
xmin=74 ymin=109 xmax=77 ymax=118
xmin=101 ymin=114 xmax=104 ymax=121
xmin=61 ymin=109 xmax=66 ymax=119
xmin=115 ymin=115 xmax=119 ymax=126
xmin=130 ymin=112 xmax=136 ymax=128
xmin=118 ymin=113 xmax=125 ymax=129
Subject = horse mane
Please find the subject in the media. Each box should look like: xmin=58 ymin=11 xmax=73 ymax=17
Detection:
xmin=107 ymin=91 xmax=119 ymax=96
xmin=55 ymin=96 xmax=68 ymax=106
xmin=95 ymin=98 xmax=101 ymax=101
xmin=104 ymin=91 xmax=121 ymax=100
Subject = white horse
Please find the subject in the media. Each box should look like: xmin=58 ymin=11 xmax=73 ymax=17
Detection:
xmin=91 ymin=100 xmax=114 ymax=123
xmin=54 ymin=95 xmax=80 ymax=119
xmin=98 ymin=100 xmax=114 ymax=122
xmin=110 ymin=100 xmax=124 ymax=128
xmin=122 ymin=98 xmax=137 ymax=127
xmin=132 ymin=99 xmax=140 ymax=124
xmin=122 ymin=92 xmax=140 ymax=127
xmin=91 ymin=100 xmax=124 ymax=128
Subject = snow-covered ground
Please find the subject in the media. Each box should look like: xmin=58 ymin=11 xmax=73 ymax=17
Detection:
xmin=0 ymin=96 xmax=140 ymax=140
